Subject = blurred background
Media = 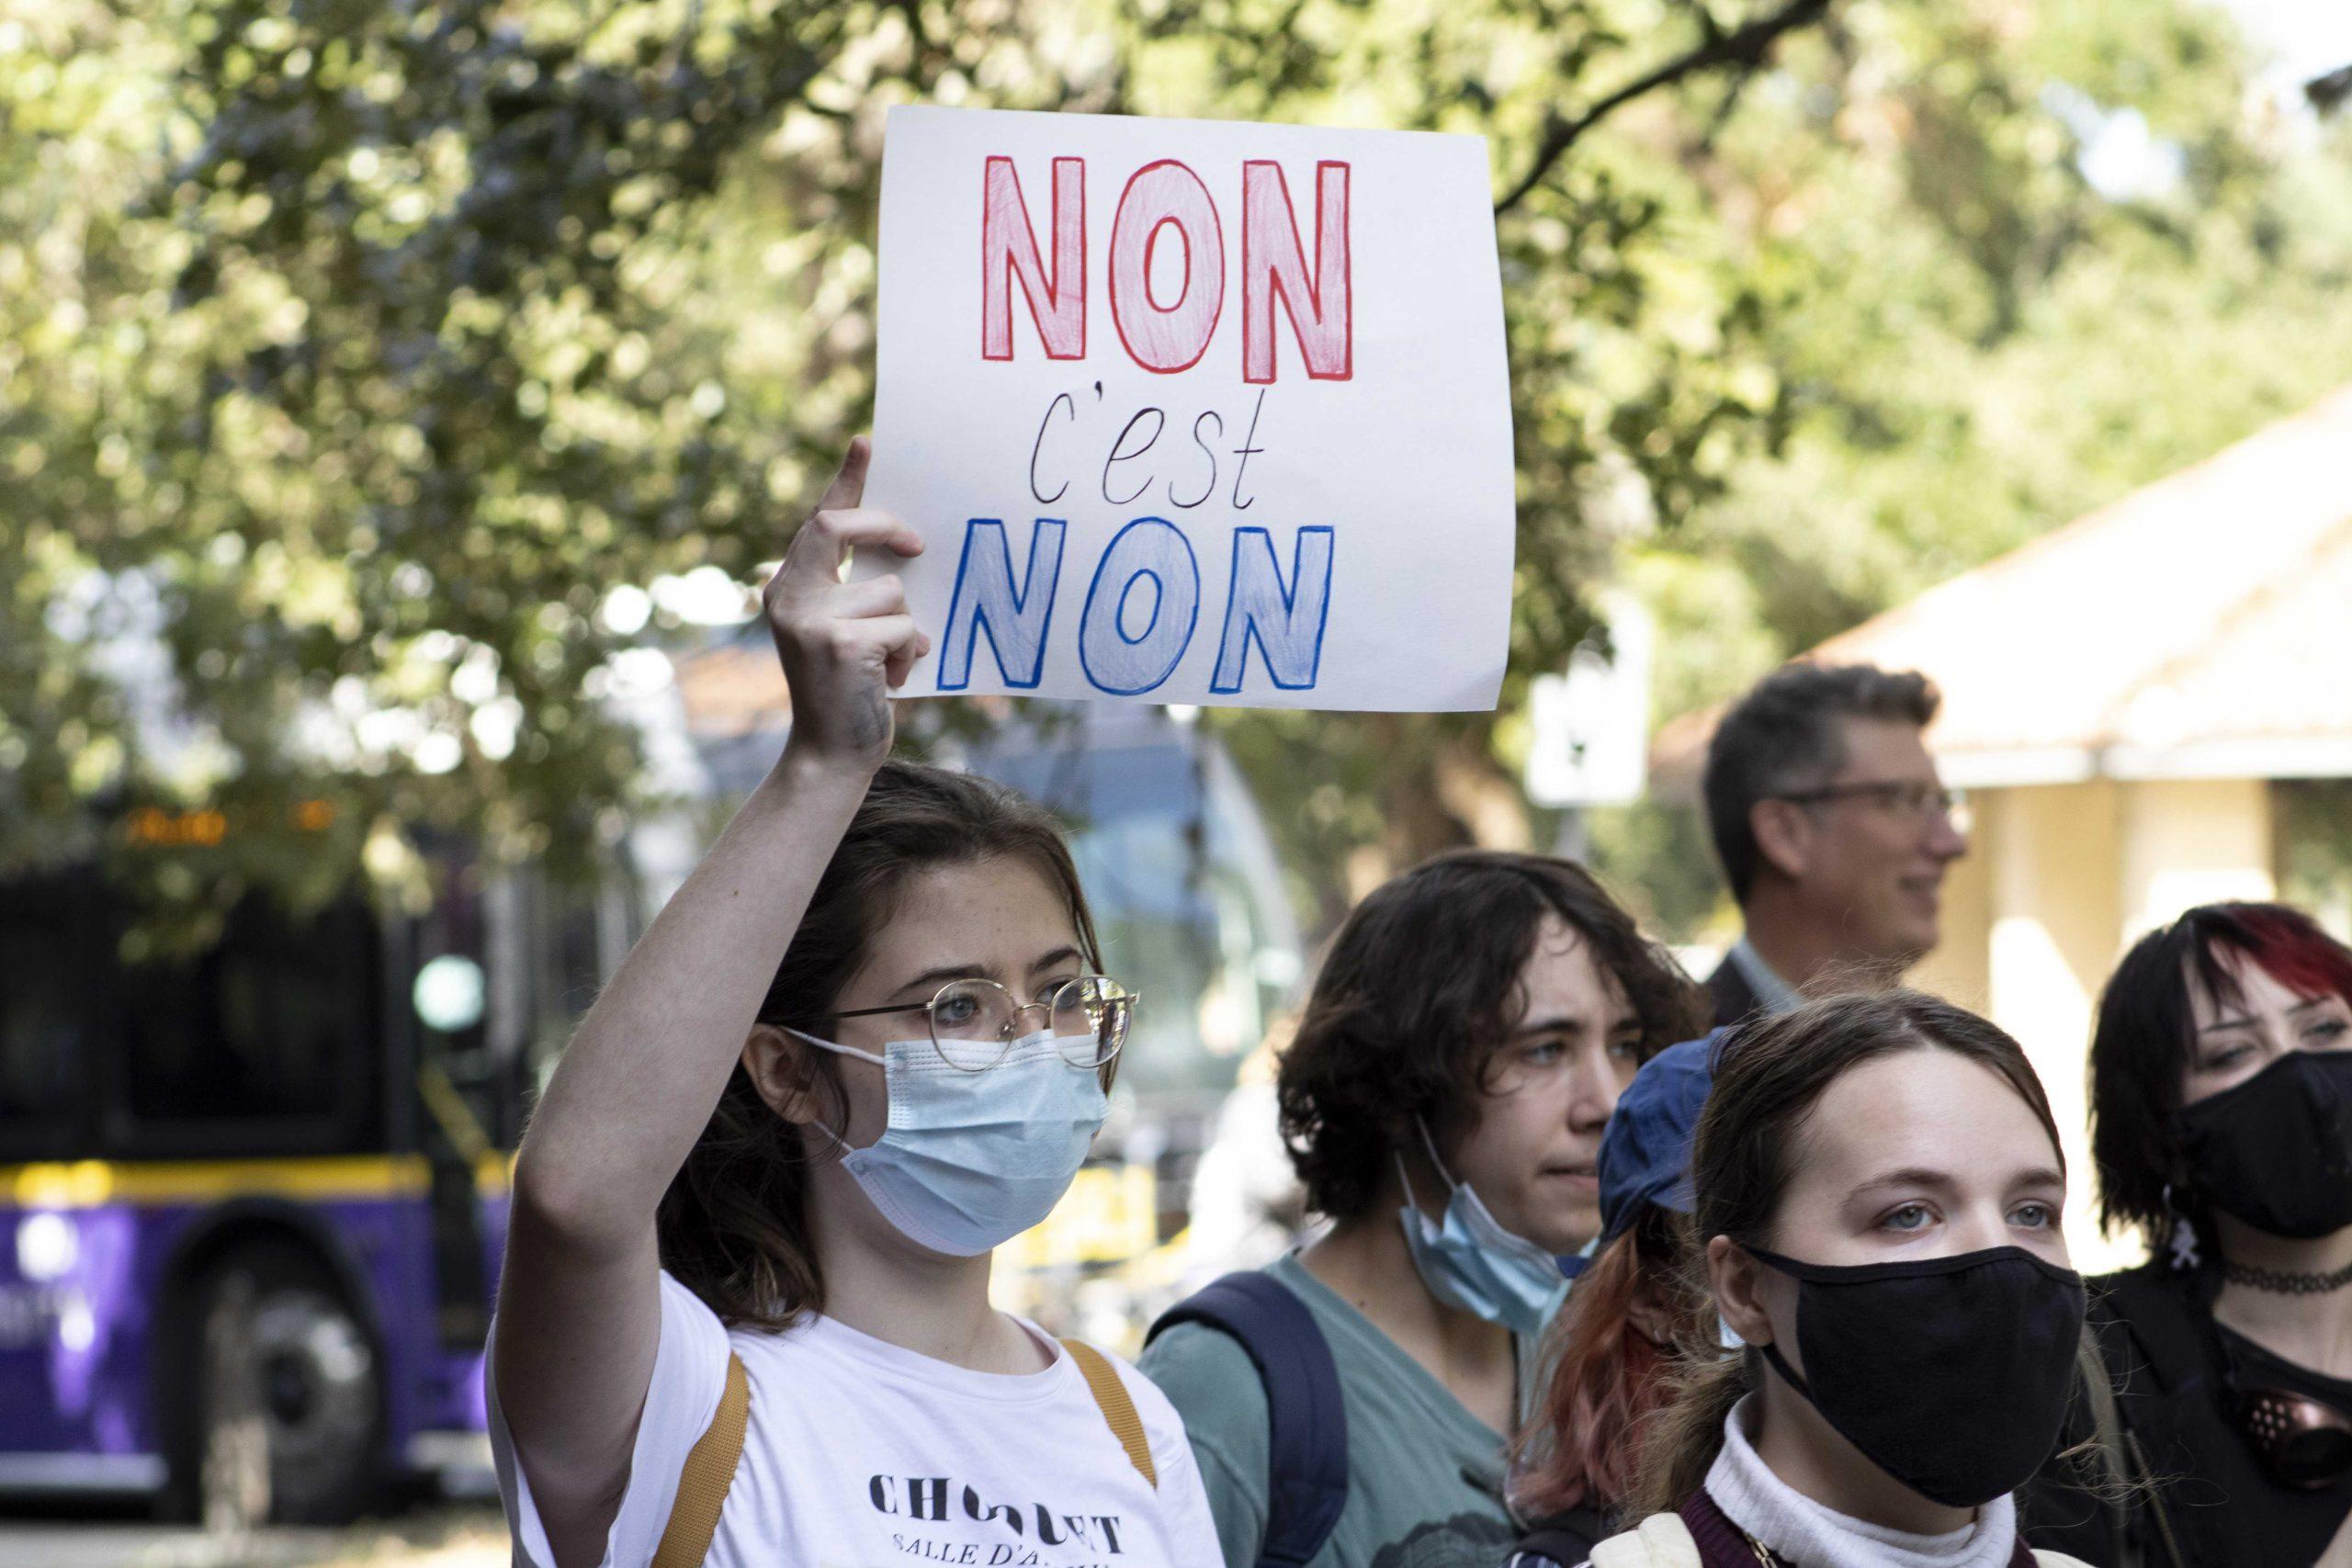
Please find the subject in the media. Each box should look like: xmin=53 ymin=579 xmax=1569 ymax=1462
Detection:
xmin=3 ymin=0 xmax=2350 ymax=1560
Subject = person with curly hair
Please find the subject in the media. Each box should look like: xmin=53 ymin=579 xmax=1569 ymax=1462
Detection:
xmin=1139 ymin=852 xmax=1705 ymax=1568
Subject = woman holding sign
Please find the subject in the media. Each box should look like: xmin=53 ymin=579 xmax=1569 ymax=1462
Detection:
xmin=486 ymin=440 xmax=1220 ymax=1568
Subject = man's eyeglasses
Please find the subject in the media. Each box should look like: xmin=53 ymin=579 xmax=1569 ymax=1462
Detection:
xmin=807 ymin=976 xmax=1134 ymax=1073
xmin=1774 ymin=779 xmax=1962 ymax=821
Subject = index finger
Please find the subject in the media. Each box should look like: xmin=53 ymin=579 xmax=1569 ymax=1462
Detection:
xmin=817 ymin=436 xmax=871 ymax=513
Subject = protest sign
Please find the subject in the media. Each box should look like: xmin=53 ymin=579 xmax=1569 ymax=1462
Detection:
xmin=865 ymin=105 xmax=1513 ymax=710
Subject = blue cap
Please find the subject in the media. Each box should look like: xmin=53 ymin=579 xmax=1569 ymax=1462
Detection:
xmin=1593 ymin=1030 xmax=1724 ymax=1252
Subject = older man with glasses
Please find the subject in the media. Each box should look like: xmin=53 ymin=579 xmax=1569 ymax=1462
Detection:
xmin=1698 ymin=661 xmax=1969 ymax=1027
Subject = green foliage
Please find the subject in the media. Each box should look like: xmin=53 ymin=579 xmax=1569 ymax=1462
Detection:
xmin=1580 ymin=3 xmax=2352 ymax=941
xmin=4 ymin=0 xmax=1026 ymax=928
xmin=2279 ymin=781 xmax=2352 ymax=942
xmin=5 ymin=0 xmax=2348 ymax=938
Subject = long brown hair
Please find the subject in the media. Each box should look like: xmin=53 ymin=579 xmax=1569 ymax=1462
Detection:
xmin=1630 ymin=991 xmax=2064 ymax=1517
xmin=653 ymin=759 xmax=1100 ymax=1328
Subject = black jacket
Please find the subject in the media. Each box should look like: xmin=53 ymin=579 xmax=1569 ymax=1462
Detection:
xmin=2020 ymin=1262 xmax=2352 ymax=1567
xmin=1703 ymin=953 xmax=1759 ymax=1032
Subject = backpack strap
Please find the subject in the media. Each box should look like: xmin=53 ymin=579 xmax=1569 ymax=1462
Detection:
xmin=1588 ymin=1514 xmax=1702 ymax=1567
xmin=1060 ymin=1338 xmax=1159 ymax=1488
xmin=651 ymin=1350 xmax=750 ymax=1568
xmin=1148 ymin=1271 xmax=1348 ymax=1568
xmin=1510 ymin=1518 xmax=1601 ymax=1568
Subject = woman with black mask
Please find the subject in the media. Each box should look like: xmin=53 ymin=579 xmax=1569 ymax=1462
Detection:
xmin=2021 ymin=902 xmax=2352 ymax=1567
xmin=1584 ymin=991 xmax=2093 ymax=1567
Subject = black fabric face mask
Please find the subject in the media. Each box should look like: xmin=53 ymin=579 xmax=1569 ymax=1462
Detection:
xmin=1745 ymin=1244 xmax=2086 ymax=1508
xmin=2175 ymin=1048 xmax=2352 ymax=1239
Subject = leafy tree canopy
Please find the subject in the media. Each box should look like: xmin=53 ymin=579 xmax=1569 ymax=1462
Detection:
xmin=3 ymin=0 xmax=2346 ymax=939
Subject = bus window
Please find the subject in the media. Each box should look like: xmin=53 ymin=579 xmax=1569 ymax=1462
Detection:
xmin=520 ymin=869 xmax=615 ymax=1100
xmin=118 ymin=897 xmax=380 ymax=1155
xmin=0 ymin=879 xmax=96 ymax=1160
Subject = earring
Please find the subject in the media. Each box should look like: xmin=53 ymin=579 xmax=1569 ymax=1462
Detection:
xmin=2163 ymin=1183 xmax=2201 ymax=1272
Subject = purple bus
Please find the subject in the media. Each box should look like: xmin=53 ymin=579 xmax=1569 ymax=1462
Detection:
xmin=0 ymin=844 xmax=628 ymax=1524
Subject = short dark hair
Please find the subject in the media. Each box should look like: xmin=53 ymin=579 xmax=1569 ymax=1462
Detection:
xmin=1702 ymin=662 xmax=1940 ymax=902
xmin=1276 ymin=850 xmax=1705 ymax=1221
xmin=2090 ymin=902 xmax=2352 ymax=1245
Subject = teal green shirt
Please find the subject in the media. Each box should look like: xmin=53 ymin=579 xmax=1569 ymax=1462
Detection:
xmin=1137 ymin=1253 xmax=1528 ymax=1568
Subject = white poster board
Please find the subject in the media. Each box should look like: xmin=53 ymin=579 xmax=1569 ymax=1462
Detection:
xmin=864 ymin=106 xmax=1514 ymax=711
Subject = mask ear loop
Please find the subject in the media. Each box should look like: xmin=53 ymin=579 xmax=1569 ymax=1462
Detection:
xmin=1396 ymin=1117 xmax=1459 ymax=1216
xmin=788 ymin=1027 xmax=888 ymax=1067
xmin=1735 ymin=1243 xmax=1800 ymax=1392
xmin=1415 ymin=1118 xmax=1457 ymax=1182
xmin=1755 ymin=1337 xmax=1816 ymax=1404
xmin=778 ymin=1027 xmax=878 ymax=1162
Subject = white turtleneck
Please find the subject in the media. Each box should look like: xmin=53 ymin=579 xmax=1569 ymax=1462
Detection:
xmin=1703 ymin=1396 xmax=2020 ymax=1568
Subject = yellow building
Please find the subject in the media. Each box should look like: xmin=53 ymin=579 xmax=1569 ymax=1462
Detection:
xmin=1687 ymin=387 xmax=2352 ymax=1267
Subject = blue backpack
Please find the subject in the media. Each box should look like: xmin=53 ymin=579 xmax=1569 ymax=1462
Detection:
xmin=1147 ymin=1271 xmax=1350 ymax=1568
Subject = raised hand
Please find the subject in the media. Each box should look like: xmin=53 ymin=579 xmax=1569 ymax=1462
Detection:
xmin=763 ymin=437 xmax=932 ymax=767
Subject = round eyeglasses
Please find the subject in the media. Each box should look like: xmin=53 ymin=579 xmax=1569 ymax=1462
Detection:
xmin=812 ymin=976 xmax=1135 ymax=1072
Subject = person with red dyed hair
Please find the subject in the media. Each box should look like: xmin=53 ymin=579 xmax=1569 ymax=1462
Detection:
xmin=2022 ymin=902 xmax=2352 ymax=1566
xmin=1508 ymin=1036 xmax=1721 ymax=1567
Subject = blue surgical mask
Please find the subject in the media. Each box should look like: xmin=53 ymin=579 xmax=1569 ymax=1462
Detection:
xmin=793 ymin=1028 xmax=1109 ymax=1257
xmin=1396 ymin=1122 xmax=1569 ymax=1336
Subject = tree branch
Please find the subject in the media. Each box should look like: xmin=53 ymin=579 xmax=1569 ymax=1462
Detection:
xmin=1494 ymin=0 xmax=1835 ymax=214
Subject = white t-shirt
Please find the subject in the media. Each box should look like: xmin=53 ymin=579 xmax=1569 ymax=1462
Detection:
xmin=488 ymin=1270 xmax=1221 ymax=1568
